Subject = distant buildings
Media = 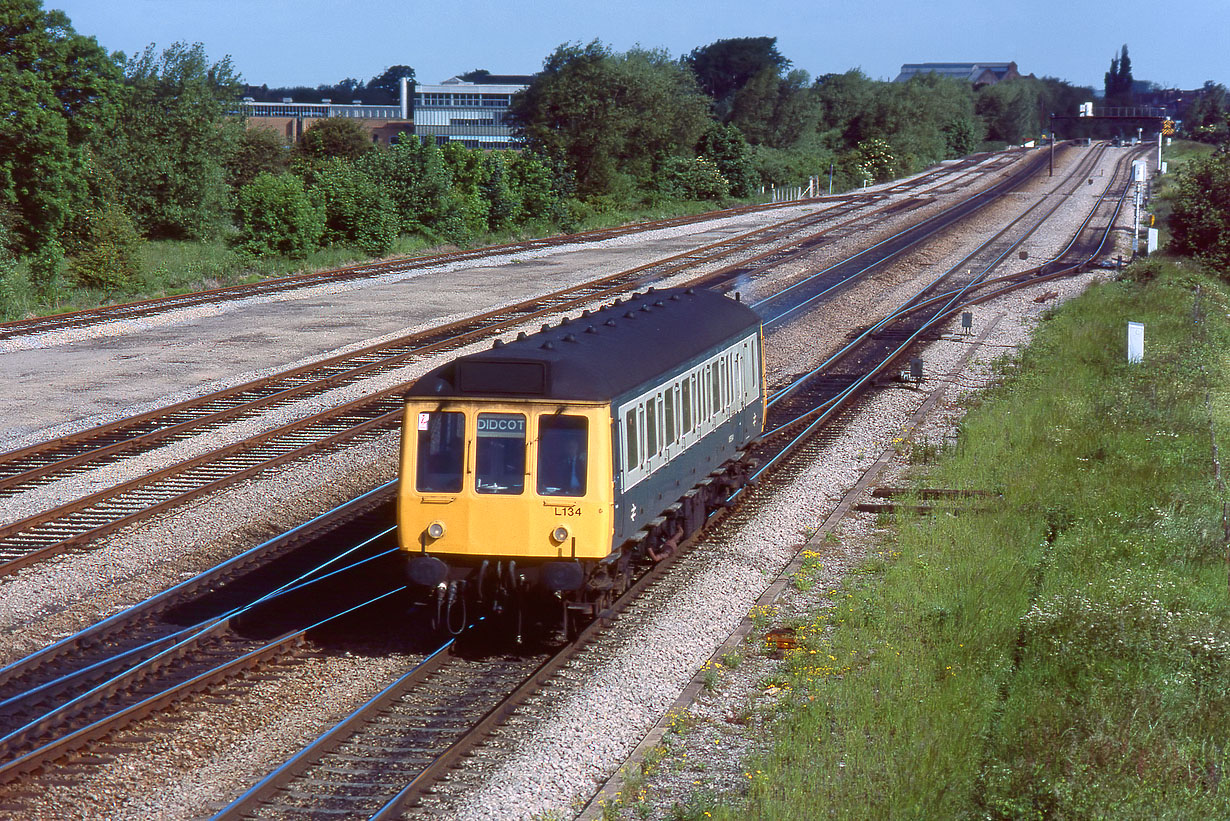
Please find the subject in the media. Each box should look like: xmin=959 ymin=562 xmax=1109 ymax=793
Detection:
xmin=241 ymin=74 xmax=532 ymax=149
xmin=413 ymin=75 xmax=533 ymax=149
xmin=894 ymin=62 xmax=1024 ymax=88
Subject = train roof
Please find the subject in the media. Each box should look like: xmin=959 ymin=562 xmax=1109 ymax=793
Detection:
xmin=407 ymin=287 xmax=761 ymax=402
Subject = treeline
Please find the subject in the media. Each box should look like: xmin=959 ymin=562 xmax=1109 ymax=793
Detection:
xmin=1185 ymin=81 xmax=1230 ymax=144
xmin=232 ymin=122 xmax=571 ymax=258
xmin=244 ymin=64 xmax=415 ymax=105
xmin=6 ymin=1 xmax=1224 ymax=316
xmin=509 ymin=38 xmax=1096 ymax=203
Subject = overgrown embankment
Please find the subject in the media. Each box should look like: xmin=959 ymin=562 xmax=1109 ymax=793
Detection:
xmin=725 ymin=261 xmax=1230 ymax=818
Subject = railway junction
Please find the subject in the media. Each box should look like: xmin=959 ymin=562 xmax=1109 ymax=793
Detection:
xmin=0 ymin=141 xmax=1146 ymax=819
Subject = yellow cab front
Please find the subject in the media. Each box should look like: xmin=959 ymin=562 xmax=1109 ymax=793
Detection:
xmin=398 ymin=400 xmax=614 ymax=573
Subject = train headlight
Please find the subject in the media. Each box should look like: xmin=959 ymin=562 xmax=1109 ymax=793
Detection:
xmin=426 ymin=521 xmax=446 ymax=540
xmin=551 ymin=525 xmax=570 ymax=544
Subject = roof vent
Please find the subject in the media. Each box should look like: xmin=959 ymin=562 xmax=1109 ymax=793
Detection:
xmin=560 ymin=316 xmax=571 ymax=325
xmin=639 ymin=305 xmax=651 ymax=313
xmin=563 ymin=333 xmax=578 ymax=343
xmin=517 ymin=331 xmax=527 ymax=340
xmin=585 ymin=325 xmax=598 ymax=334
xmin=653 ymin=300 xmax=664 ymax=307
xmin=493 ymin=339 xmax=505 ymax=349
xmin=685 ymin=288 xmax=695 ymax=295
xmin=613 ymin=298 xmax=622 ymax=307
xmin=541 ymin=341 xmax=555 ymax=350
xmin=624 ymin=312 xmax=636 ymax=319
xmin=605 ymin=319 xmax=617 ymax=327
xmin=647 ymin=286 xmax=656 ymax=293
xmin=582 ymin=309 xmax=591 ymax=318
xmin=669 ymin=294 xmax=681 ymax=301
xmin=542 ymin=323 xmax=550 ymax=332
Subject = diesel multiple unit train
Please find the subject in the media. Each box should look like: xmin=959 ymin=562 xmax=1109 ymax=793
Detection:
xmin=397 ymin=287 xmax=764 ymax=633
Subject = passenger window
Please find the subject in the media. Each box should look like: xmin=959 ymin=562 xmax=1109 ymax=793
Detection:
xmin=646 ymin=399 xmax=658 ymax=457
xmin=722 ymin=357 xmax=730 ymax=409
xmin=415 ymin=411 xmax=465 ymax=493
xmin=475 ymin=413 xmax=525 ymax=494
xmin=538 ymin=415 xmax=587 ymax=497
xmin=664 ymin=387 xmax=677 ymax=446
xmin=681 ymin=378 xmax=692 ymax=434
xmin=624 ymin=407 xmax=638 ymax=468
xmin=710 ymin=363 xmax=720 ymax=417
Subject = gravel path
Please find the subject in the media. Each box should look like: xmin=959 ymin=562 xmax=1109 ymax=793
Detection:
xmin=0 ymin=145 xmax=1137 ymax=820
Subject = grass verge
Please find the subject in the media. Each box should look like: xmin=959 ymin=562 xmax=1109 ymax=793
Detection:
xmin=697 ymin=259 xmax=1230 ymax=818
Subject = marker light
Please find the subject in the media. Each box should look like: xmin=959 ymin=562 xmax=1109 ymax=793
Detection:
xmin=427 ymin=521 xmax=446 ymax=540
xmin=551 ymin=526 xmax=570 ymax=544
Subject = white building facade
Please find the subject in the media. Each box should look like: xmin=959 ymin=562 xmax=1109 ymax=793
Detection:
xmin=411 ymin=75 xmax=531 ymax=149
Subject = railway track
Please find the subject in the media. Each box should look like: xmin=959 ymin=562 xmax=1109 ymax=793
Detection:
xmin=0 ymin=151 xmax=1041 ymax=579
xmin=0 ymin=145 xmax=1139 ymax=816
xmin=0 ymin=485 xmax=402 ymax=784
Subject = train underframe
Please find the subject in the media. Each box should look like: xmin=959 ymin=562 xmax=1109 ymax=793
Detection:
xmin=405 ymin=454 xmax=754 ymax=640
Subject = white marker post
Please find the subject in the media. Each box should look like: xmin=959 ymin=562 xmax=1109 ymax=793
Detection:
xmin=1127 ymin=321 xmax=1144 ymax=364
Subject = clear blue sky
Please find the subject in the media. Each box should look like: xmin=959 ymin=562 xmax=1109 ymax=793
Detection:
xmin=47 ymin=0 xmax=1228 ymax=92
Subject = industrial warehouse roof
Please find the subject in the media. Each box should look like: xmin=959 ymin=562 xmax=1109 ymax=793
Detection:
xmin=407 ymin=288 xmax=761 ymax=403
xmin=894 ymin=62 xmax=1021 ymax=86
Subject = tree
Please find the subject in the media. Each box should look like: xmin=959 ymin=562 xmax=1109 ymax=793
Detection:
xmin=683 ymin=37 xmax=790 ymax=122
xmin=698 ymin=124 xmax=757 ymax=197
xmin=1184 ymin=82 xmax=1229 ymax=143
xmin=814 ymin=70 xmax=878 ymax=146
xmin=1104 ymin=44 xmax=1134 ymax=106
xmin=227 ymin=126 xmax=290 ymax=191
xmin=96 ymin=41 xmax=244 ymax=241
xmin=1038 ymin=76 xmax=1097 ymax=140
xmin=366 ymin=64 xmax=415 ymax=103
xmin=508 ymin=149 xmax=571 ymax=226
xmin=235 ymin=172 xmax=324 ymax=258
xmin=298 ymin=117 xmax=373 ymax=161
xmin=729 ymin=67 xmax=817 ymax=149
xmin=509 ymin=41 xmax=714 ymax=198
xmin=976 ymin=79 xmax=1040 ymax=145
xmin=0 ymin=0 xmax=121 ymax=253
xmin=1168 ymin=149 xmax=1230 ymax=272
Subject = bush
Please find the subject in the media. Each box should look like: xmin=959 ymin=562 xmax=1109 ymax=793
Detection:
xmin=297 ymin=117 xmax=373 ymax=161
xmin=699 ymin=124 xmax=758 ymax=198
xmin=69 ymin=202 xmax=144 ymax=292
xmin=307 ymin=160 xmax=398 ymax=256
xmin=1168 ymin=149 xmax=1230 ymax=272
xmin=0 ymin=249 xmax=20 ymax=319
xmin=657 ymin=156 xmax=730 ymax=200
xmin=235 ymin=172 xmax=324 ymax=258
xmin=28 ymin=239 xmax=66 ymax=302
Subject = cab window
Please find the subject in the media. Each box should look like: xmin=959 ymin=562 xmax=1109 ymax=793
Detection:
xmin=537 ymin=415 xmax=588 ymax=497
xmin=476 ymin=413 xmax=526 ymax=494
xmin=415 ymin=411 xmax=465 ymax=493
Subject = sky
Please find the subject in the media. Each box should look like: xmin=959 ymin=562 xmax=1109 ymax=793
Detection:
xmin=46 ymin=0 xmax=1229 ymax=93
